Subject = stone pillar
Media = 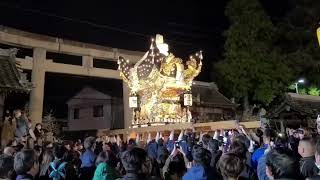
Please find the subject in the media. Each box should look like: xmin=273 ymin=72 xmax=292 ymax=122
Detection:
xmin=29 ymin=48 xmax=46 ymax=125
xmin=82 ymin=56 xmax=93 ymax=68
xmin=122 ymin=82 xmax=132 ymax=129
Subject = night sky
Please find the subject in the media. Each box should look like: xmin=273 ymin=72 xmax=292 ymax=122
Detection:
xmin=0 ymin=0 xmax=290 ymax=117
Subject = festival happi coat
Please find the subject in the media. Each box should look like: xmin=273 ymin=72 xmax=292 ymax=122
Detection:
xmin=118 ymin=35 xmax=202 ymax=126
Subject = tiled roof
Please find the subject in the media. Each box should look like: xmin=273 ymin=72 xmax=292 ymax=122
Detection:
xmin=192 ymin=81 xmax=235 ymax=108
xmin=0 ymin=48 xmax=32 ymax=94
xmin=269 ymin=93 xmax=320 ymax=118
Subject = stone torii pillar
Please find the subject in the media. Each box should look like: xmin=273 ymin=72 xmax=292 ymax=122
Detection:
xmin=29 ymin=48 xmax=46 ymax=125
xmin=123 ymin=82 xmax=132 ymax=129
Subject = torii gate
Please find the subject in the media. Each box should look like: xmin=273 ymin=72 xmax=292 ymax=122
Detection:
xmin=0 ymin=26 xmax=261 ymax=137
xmin=0 ymin=26 xmax=143 ymax=129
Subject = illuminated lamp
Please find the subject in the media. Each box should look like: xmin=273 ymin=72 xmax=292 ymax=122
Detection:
xmin=129 ymin=94 xmax=138 ymax=108
xmin=184 ymin=91 xmax=193 ymax=107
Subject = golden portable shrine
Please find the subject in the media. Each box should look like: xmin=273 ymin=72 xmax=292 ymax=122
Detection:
xmin=118 ymin=35 xmax=202 ymax=127
xmin=318 ymin=26 xmax=320 ymax=47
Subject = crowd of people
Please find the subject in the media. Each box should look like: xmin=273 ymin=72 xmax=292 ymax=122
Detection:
xmin=1 ymin=109 xmax=320 ymax=180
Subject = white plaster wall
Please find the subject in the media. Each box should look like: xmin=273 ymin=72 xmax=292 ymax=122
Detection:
xmin=68 ymin=105 xmax=111 ymax=131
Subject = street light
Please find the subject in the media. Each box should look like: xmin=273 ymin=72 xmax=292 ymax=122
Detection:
xmin=295 ymin=79 xmax=304 ymax=94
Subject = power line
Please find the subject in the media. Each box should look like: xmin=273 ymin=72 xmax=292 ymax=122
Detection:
xmin=0 ymin=2 xmax=218 ymax=46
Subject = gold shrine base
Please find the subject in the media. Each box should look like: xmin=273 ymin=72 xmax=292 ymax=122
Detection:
xmin=103 ymin=120 xmax=260 ymax=136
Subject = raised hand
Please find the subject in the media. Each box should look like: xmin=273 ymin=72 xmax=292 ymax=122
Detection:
xmin=147 ymin=133 xmax=152 ymax=144
xmin=156 ymin=132 xmax=160 ymax=142
xmin=178 ymin=130 xmax=184 ymax=141
xmin=169 ymin=130 xmax=174 ymax=141
xmin=136 ymin=133 xmax=140 ymax=144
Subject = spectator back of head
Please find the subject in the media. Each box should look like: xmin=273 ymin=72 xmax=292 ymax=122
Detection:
xmin=208 ymin=139 xmax=219 ymax=152
xmin=192 ymin=145 xmax=210 ymax=166
xmin=14 ymin=149 xmax=38 ymax=175
xmin=229 ymin=140 xmax=247 ymax=159
xmin=121 ymin=147 xmax=147 ymax=173
xmin=233 ymin=134 xmax=250 ymax=149
xmin=266 ymin=148 xmax=300 ymax=179
xmin=166 ymin=154 xmax=187 ymax=179
xmin=202 ymin=134 xmax=211 ymax=147
xmin=0 ymin=154 xmax=14 ymax=179
xmin=217 ymin=153 xmax=244 ymax=179
xmin=264 ymin=128 xmax=273 ymax=138
xmin=53 ymin=144 xmax=67 ymax=159
xmin=84 ymin=136 xmax=96 ymax=150
xmin=96 ymin=150 xmax=117 ymax=168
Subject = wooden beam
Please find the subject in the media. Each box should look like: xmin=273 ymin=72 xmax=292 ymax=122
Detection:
xmin=45 ymin=62 xmax=121 ymax=79
xmin=107 ymin=120 xmax=260 ymax=135
xmin=16 ymin=58 xmax=121 ymax=79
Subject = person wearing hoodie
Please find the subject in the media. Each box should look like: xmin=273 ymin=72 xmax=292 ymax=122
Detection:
xmin=266 ymin=148 xmax=301 ymax=180
xmin=182 ymin=145 xmax=208 ymax=180
xmin=93 ymin=150 xmax=118 ymax=180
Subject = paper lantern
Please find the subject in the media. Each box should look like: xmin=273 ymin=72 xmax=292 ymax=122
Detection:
xmin=129 ymin=96 xmax=138 ymax=108
xmin=184 ymin=93 xmax=193 ymax=106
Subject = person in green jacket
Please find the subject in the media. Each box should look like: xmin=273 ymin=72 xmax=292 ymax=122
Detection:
xmin=93 ymin=151 xmax=118 ymax=180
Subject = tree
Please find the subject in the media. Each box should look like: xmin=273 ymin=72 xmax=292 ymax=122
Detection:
xmin=277 ymin=0 xmax=320 ymax=85
xmin=216 ymin=0 xmax=292 ymax=117
xmin=308 ymin=86 xmax=320 ymax=96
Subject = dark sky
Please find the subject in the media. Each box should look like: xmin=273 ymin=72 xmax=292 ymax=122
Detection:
xmin=0 ymin=0 xmax=290 ymax=80
xmin=0 ymin=0 xmax=290 ymax=117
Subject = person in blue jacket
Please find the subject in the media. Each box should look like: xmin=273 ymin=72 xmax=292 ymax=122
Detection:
xmin=182 ymin=145 xmax=210 ymax=180
xmin=252 ymin=128 xmax=273 ymax=169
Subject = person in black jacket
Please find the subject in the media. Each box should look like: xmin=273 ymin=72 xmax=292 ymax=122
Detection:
xmin=307 ymin=139 xmax=320 ymax=180
xmin=33 ymin=123 xmax=44 ymax=140
xmin=266 ymin=148 xmax=301 ymax=180
xmin=208 ymin=139 xmax=222 ymax=179
xmin=298 ymin=137 xmax=319 ymax=179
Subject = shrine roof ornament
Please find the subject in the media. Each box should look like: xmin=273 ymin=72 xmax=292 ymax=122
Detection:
xmin=118 ymin=34 xmax=202 ymax=93
xmin=118 ymin=34 xmax=202 ymax=126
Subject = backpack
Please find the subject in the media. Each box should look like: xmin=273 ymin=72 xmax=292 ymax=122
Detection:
xmin=49 ymin=161 xmax=67 ymax=180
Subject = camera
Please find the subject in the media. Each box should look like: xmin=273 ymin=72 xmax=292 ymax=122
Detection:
xmin=296 ymin=129 xmax=304 ymax=134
